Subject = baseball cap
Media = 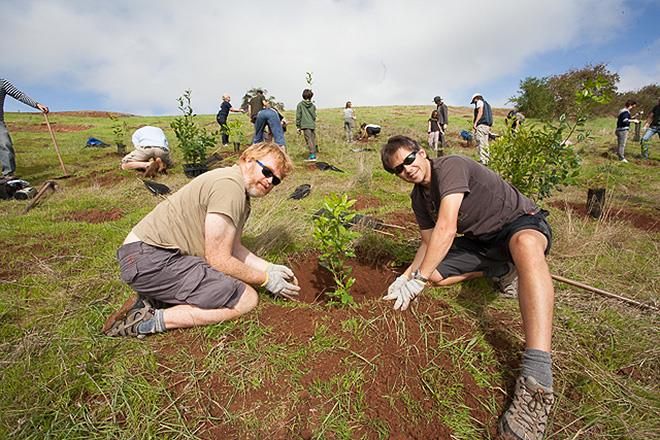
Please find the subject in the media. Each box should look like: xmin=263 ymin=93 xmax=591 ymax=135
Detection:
xmin=433 ymin=96 xmax=442 ymax=103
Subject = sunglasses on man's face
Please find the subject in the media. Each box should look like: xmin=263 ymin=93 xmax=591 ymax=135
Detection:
xmin=256 ymin=160 xmax=281 ymax=185
xmin=387 ymin=151 xmax=417 ymax=174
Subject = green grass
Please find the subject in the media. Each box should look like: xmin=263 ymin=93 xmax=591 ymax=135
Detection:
xmin=1 ymin=106 xmax=658 ymax=439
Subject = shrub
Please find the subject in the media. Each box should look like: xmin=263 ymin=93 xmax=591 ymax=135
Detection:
xmin=170 ymin=90 xmax=217 ymax=165
xmin=313 ymin=194 xmax=360 ymax=306
xmin=109 ymin=115 xmax=128 ymax=147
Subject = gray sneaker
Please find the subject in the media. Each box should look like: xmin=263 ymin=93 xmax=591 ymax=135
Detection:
xmin=102 ymin=295 xmax=156 ymax=338
xmin=493 ymin=263 xmax=519 ymax=298
xmin=499 ymin=375 xmax=554 ymax=440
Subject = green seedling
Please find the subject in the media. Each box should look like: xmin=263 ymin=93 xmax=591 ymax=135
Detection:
xmin=313 ymin=193 xmax=360 ymax=306
xmin=171 ymin=89 xmax=218 ymax=165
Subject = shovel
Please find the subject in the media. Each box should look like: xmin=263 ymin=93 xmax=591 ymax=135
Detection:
xmin=43 ymin=113 xmax=71 ymax=178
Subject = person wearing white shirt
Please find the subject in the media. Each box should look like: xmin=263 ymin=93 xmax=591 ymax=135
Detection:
xmin=121 ymin=126 xmax=172 ymax=178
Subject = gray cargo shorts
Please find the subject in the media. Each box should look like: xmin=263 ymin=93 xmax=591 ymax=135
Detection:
xmin=117 ymin=241 xmax=245 ymax=309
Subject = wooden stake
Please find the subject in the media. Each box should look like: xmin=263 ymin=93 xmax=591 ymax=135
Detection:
xmin=23 ymin=180 xmax=57 ymax=214
xmin=551 ymin=274 xmax=658 ymax=312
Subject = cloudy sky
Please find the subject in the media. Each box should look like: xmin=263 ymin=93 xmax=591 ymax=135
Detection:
xmin=3 ymin=0 xmax=659 ymax=115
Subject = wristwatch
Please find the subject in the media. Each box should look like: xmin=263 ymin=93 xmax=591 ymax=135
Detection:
xmin=412 ymin=270 xmax=429 ymax=284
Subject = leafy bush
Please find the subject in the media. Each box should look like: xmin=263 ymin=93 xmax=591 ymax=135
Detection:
xmin=170 ymin=90 xmax=217 ymax=165
xmin=313 ymin=194 xmax=360 ymax=306
xmin=489 ymin=117 xmax=581 ymax=201
xmin=509 ymin=76 xmax=555 ymax=120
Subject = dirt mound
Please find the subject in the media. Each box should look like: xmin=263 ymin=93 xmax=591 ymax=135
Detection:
xmin=69 ymin=169 xmax=131 ymax=188
xmin=6 ymin=122 xmax=92 ymax=132
xmin=290 ymin=254 xmax=397 ymax=303
xmin=64 ymin=208 xmax=123 ymax=223
xmin=353 ymin=195 xmax=381 ymax=211
xmin=550 ymin=200 xmax=659 ymax=233
xmin=153 ymin=295 xmax=502 ymax=439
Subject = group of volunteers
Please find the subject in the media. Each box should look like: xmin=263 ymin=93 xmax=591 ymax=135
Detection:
xmin=100 ymin=92 xmax=562 ymax=440
xmin=3 ymin=75 xmax=658 ymax=440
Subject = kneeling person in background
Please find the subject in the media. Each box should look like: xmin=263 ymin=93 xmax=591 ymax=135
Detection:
xmin=121 ymin=126 xmax=173 ymax=178
xmin=104 ymin=143 xmax=299 ymax=338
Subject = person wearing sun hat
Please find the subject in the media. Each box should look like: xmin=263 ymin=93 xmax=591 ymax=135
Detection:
xmin=471 ymin=92 xmax=493 ymax=165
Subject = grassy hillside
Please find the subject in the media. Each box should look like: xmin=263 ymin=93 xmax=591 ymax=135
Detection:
xmin=1 ymin=105 xmax=658 ymax=439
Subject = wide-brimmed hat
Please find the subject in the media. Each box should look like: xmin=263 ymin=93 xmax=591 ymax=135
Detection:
xmin=470 ymin=93 xmax=483 ymax=103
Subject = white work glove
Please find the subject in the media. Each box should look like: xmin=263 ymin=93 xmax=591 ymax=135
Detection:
xmin=387 ymin=274 xmax=409 ymax=296
xmin=262 ymin=264 xmax=300 ymax=297
xmin=383 ymin=278 xmax=425 ymax=311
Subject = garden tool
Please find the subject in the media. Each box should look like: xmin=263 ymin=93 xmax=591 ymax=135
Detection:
xmin=43 ymin=113 xmax=71 ymax=178
xmin=289 ymin=184 xmax=311 ymax=200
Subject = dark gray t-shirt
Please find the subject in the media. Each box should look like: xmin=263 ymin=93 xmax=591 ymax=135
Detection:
xmin=410 ymin=155 xmax=537 ymax=237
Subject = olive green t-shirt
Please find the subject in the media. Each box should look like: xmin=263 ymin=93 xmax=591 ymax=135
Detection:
xmin=132 ymin=165 xmax=251 ymax=257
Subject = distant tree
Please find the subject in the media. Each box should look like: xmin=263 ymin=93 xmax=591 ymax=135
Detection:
xmin=509 ymin=76 xmax=555 ymax=120
xmin=600 ymin=83 xmax=660 ymax=117
xmin=547 ymin=63 xmax=619 ymax=117
xmin=510 ymin=64 xmax=620 ymax=119
xmin=241 ymin=87 xmax=285 ymax=112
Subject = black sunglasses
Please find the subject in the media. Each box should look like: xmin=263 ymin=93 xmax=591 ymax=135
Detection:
xmin=256 ymin=160 xmax=281 ymax=185
xmin=387 ymin=151 xmax=417 ymax=174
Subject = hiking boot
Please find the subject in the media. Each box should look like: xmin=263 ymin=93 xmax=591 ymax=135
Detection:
xmin=304 ymin=154 xmax=317 ymax=162
xmin=144 ymin=160 xmax=159 ymax=178
xmin=102 ymin=294 xmax=156 ymax=338
xmin=493 ymin=263 xmax=518 ymax=298
xmin=498 ymin=375 xmax=554 ymax=440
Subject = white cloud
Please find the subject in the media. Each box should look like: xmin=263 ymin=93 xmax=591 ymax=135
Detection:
xmin=2 ymin=0 xmax=627 ymax=114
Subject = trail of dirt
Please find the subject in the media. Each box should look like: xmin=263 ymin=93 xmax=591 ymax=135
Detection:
xmin=550 ymin=200 xmax=659 ymax=233
xmin=6 ymin=122 xmax=92 ymax=132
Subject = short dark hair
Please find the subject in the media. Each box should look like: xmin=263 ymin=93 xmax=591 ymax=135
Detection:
xmin=256 ymin=89 xmax=263 ymax=95
xmin=380 ymin=135 xmax=421 ymax=172
xmin=625 ymin=99 xmax=637 ymax=107
xmin=302 ymin=89 xmax=314 ymax=100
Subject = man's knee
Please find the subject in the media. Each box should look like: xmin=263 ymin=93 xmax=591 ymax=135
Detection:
xmin=510 ymin=229 xmax=547 ymax=251
xmin=233 ymin=285 xmax=258 ymax=315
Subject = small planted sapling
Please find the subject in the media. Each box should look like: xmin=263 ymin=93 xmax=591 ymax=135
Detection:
xmin=223 ymin=118 xmax=247 ymax=153
xmin=313 ymin=193 xmax=360 ymax=306
xmin=109 ymin=115 xmax=129 ymax=154
xmin=171 ymin=89 xmax=218 ymax=177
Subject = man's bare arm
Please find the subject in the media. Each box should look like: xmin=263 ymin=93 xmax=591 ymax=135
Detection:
xmin=204 ymin=212 xmax=266 ymax=285
xmin=417 ymin=193 xmax=463 ymax=279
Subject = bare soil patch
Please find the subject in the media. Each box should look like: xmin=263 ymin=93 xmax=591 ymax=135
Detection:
xmin=64 ymin=208 xmax=123 ymax=224
xmin=6 ymin=122 xmax=92 ymax=132
xmin=69 ymin=169 xmax=131 ymax=188
xmin=52 ymin=111 xmax=133 ymax=118
xmin=353 ymin=194 xmax=381 ymax=211
xmin=290 ymin=254 xmax=397 ymax=303
xmin=550 ymin=200 xmax=659 ymax=233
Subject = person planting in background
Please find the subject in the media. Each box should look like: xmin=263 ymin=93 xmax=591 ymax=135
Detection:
xmin=0 ymin=78 xmax=49 ymax=178
xmin=614 ymin=100 xmax=638 ymax=163
xmin=358 ymin=122 xmax=381 ymax=140
xmin=103 ymin=142 xmax=299 ymax=338
xmin=216 ymin=93 xmax=245 ymax=147
xmin=296 ymin=88 xmax=318 ymax=161
xmin=121 ymin=125 xmax=172 ymax=178
xmin=640 ymin=97 xmax=660 ymax=159
xmin=381 ymin=135 xmax=555 ymax=440
xmin=471 ymin=92 xmax=493 ymax=165
xmin=253 ymin=100 xmax=286 ymax=148
xmin=433 ymin=96 xmax=449 ymax=149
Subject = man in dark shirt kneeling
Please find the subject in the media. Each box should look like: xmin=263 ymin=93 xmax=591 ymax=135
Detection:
xmin=381 ymin=135 xmax=555 ymax=440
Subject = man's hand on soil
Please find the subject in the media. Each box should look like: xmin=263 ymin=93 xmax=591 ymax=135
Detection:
xmin=383 ymin=278 xmax=424 ymax=311
xmin=263 ymin=264 xmax=300 ymax=297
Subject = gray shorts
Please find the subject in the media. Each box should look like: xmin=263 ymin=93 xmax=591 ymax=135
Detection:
xmin=117 ymin=241 xmax=245 ymax=309
xmin=122 ymin=146 xmax=173 ymax=166
xmin=438 ymin=211 xmax=552 ymax=279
